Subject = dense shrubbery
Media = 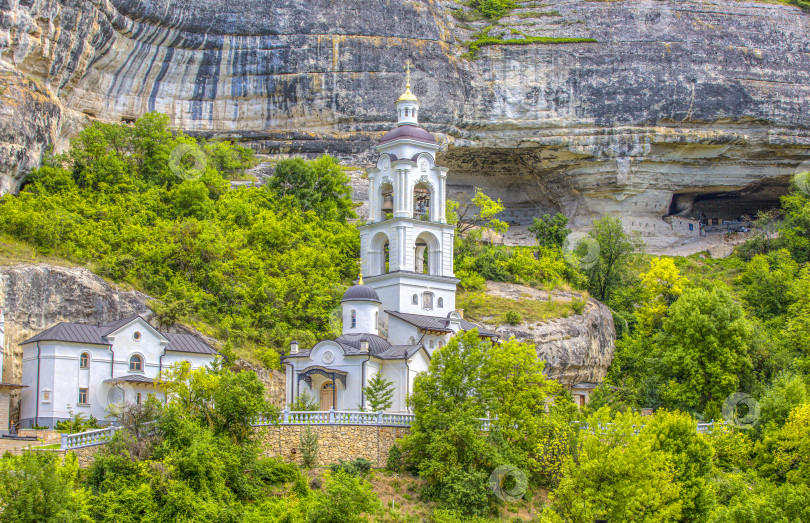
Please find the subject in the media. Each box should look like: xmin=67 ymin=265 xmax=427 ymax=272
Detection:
xmin=0 ymin=114 xmax=359 ymax=360
xmin=1 ymin=363 xmax=384 ymax=522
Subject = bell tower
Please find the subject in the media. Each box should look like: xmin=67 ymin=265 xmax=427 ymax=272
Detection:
xmin=358 ymin=62 xmax=458 ymax=340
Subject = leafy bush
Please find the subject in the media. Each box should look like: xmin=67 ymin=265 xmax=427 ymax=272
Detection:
xmin=307 ymin=470 xmax=381 ymax=522
xmin=504 ymin=309 xmax=522 ymax=325
xmin=571 ymin=297 xmax=586 ymax=315
xmin=330 ymin=458 xmax=372 ymax=477
xmin=469 ymin=0 xmax=514 ymax=20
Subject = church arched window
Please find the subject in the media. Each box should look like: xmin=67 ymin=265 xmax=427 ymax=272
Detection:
xmin=351 ymin=310 xmax=357 ymax=329
xmin=412 ymin=294 xmax=418 ymax=305
xmin=79 ymin=352 xmax=89 ymax=369
xmin=438 ymin=297 xmax=444 ymax=308
xmin=129 ymin=354 xmax=143 ymax=372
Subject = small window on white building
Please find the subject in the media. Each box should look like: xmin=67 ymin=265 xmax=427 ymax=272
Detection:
xmin=79 ymin=352 xmax=89 ymax=369
xmin=129 ymin=354 xmax=143 ymax=372
xmin=429 ymin=340 xmax=435 ymax=349
xmin=136 ymin=392 xmax=142 ymax=405
xmin=351 ymin=310 xmax=357 ymax=329
xmin=412 ymin=294 xmax=418 ymax=305
xmin=42 ymin=390 xmax=51 ymax=403
xmin=422 ymin=292 xmax=434 ymax=310
xmin=78 ymin=387 xmax=89 ymax=405
xmin=133 ymin=331 xmax=142 ymax=341
xmin=438 ymin=297 xmax=444 ymax=308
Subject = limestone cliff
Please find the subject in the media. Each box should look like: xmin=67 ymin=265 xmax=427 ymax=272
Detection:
xmin=475 ymin=282 xmax=615 ymax=386
xmin=2 ymin=0 xmax=810 ymax=246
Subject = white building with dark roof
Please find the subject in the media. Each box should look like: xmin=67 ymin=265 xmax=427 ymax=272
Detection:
xmin=283 ymin=66 xmax=496 ymax=412
xmin=19 ymin=315 xmax=217 ymax=428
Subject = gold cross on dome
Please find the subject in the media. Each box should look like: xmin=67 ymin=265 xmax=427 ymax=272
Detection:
xmin=404 ymin=59 xmax=412 ymax=87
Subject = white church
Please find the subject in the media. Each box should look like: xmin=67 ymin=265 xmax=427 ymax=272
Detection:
xmin=283 ymin=67 xmax=496 ymax=412
xmin=18 ymin=315 xmax=217 ymax=428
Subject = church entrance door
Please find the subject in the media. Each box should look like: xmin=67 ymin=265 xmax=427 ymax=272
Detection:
xmin=320 ymin=382 xmax=335 ymax=411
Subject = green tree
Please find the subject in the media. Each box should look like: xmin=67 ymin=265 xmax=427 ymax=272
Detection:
xmin=403 ymin=330 xmax=558 ymax=514
xmin=543 ymin=409 xmax=682 ymax=523
xmin=362 ymin=372 xmax=395 ymax=412
xmin=738 ymin=249 xmax=799 ymax=319
xmin=0 ymin=452 xmax=88 ymax=523
xmin=447 ymin=188 xmax=508 ymax=236
xmin=580 ymin=215 xmax=644 ymax=303
xmin=635 ymin=257 xmax=687 ymax=335
xmin=756 ymin=403 xmax=810 ymax=485
xmin=267 ymin=155 xmax=356 ymax=222
xmin=758 ymin=372 xmax=809 ymax=431
xmin=644 ymin=410 xmax=716 ymax=520
xmin=528 ymin=212 xmax=570 ymax=249
xmin=655 ymin=287 xmax=752 ymax=414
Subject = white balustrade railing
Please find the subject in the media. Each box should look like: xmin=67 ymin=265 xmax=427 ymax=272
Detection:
xmin=257 ymin=409 xmax=417 ymax=427
xmin=58 ymin=414 xmax=724 ymax=451
xmin=60 ymin=426 xmax=117 ymax=450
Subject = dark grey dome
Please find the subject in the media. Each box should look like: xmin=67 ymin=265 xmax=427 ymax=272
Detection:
xmin=335 ymin=333 xmax=391 ymax=355
xmin=341 ymin=285 xmax=381 ymax=303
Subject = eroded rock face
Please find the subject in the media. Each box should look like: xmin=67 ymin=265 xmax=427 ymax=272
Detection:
xmin=2 ymin=0 xmax=810 ymax=246
xmin=476 ymin=282 xmax=615 ymax=387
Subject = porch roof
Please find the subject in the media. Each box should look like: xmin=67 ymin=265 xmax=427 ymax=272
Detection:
xmin=103 ymin=375 xmax=155 ymax=385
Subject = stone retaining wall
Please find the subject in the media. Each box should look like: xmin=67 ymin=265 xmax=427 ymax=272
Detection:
xmin=257 ymin=424 xmax=410 ymax=468
xmin=19 ymin=428 xmax=62 ymax=444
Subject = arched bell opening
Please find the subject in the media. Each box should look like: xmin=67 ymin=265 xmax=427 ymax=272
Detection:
xmin=413 ymin=182 xmax=431 ymax=221
xmin=380 ymin=183 xmax=394 ymax=221
xmin=414 ymin=231 xmax=441 ymax=275
xmin=370 ymin=231 xmax=391 ymax=276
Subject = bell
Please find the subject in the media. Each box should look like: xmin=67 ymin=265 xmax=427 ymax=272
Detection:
xmin=382 ymin=194 xmax=394 ymax=212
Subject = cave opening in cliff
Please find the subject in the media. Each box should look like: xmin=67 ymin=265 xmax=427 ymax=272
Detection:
xmin=667 ymin=178 xmax=790 ymax=224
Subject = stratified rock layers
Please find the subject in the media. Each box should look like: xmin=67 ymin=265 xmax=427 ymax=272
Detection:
xmin=2 ymin=0 xmax=810 ymax=245
xmin=476 ymin=282 xmax=615 ymax=386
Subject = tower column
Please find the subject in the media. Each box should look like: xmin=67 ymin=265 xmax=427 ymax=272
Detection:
xmin=368 ymin=175 xmax=377 ymax=223
xmin=438 ymin=172 xmax=447 ymax=224
xmin=395 ymin=169 xmax=408 ymax=218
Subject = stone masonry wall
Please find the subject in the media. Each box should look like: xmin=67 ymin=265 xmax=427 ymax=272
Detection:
xmin=257 ymin=424 xmax=410 ymax=468
xmin=0 ymin=391 xmax=9 ymax=433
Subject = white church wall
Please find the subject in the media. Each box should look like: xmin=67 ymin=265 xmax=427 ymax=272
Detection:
xmin=162 ymin=352 xmax=215 ymax=371
xmin=106 ymin=319 xmax=166 ymax=380
xmin=387 ymin=317 xmax=421 ymax=346
xmin=381 ymin=361 xmax=408 ymax=413
xmin=408 ymin=351 xmax=430 ymax=405
xmin=342 ymin=301 xmax=379 ymax=336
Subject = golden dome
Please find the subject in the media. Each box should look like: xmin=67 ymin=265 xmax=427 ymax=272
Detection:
xmin=397 ymin=83 xmax=419 ymax=103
